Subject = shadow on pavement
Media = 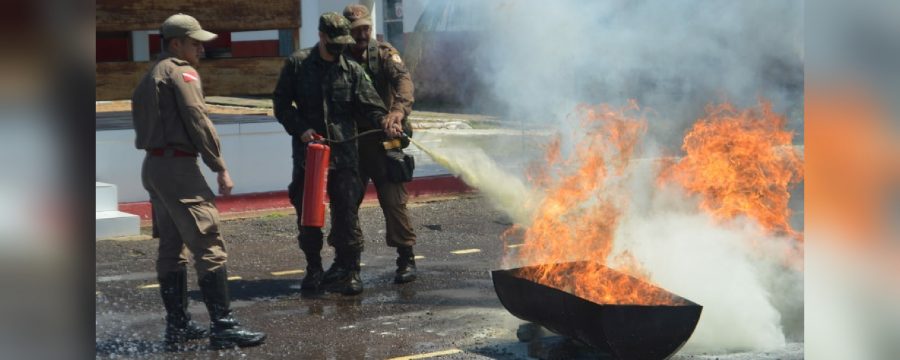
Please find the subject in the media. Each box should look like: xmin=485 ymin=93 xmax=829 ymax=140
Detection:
xmin=187 ymin=278 xmax=297 ymax=301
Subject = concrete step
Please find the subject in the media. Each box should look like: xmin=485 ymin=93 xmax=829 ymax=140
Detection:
xmin=96 ymin=182 xmax=118 ymax=212
xmin=96 ymin=211 xmax=140 ymax=239
xmin=96 ymin=182 xmax=140 ymax=239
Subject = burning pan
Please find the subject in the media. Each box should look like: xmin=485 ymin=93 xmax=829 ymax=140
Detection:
xmin=491 ymin=261 xmax=702 ymax=360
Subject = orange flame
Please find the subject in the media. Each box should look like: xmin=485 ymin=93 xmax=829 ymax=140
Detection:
xmin=511 ymin=102 xmax=675 ymax=305
xmin=659 ymin=101 xmax=803 ymax=239
xmin=509 ymin=100 xmax=804 ymax=306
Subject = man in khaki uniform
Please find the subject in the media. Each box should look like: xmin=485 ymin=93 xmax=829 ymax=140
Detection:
xmin=132 ymin=13 xmax=265 ymax=350
xmin=343 ymin=4 xmax=419 ymax=284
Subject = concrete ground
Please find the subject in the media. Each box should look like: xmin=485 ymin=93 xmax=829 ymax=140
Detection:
xmin=95 ymin=196 xmax=802 ymax=359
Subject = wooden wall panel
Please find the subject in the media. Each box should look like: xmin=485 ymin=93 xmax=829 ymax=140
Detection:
xmin=97 ymin=0 xmax=300 ymax=32
xmin=96 ymin=57 xmax=285 ymax=101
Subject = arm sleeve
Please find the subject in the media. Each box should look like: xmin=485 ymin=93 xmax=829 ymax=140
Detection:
xmin=272 ymin=57 xmax=307 ymax=136
xmin=385 ymin=51 xmax=415 ymax=116
xmin=172 ymin=67 xmax=227 ymax=172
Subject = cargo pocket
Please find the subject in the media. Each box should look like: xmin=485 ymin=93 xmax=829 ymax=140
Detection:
xmin=178 ymin=196 xmax=220 ymax=235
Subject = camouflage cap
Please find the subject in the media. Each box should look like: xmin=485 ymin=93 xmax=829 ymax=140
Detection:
xmin=343 ymin=4 xmax=373 ymax=28
xmin=318 ymin=12 xmax=356 ymax=44
xmin=161 ymin=13 xmax=218 ymax=42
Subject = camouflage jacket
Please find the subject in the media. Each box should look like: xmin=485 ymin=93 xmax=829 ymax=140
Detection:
xmin=273 ymin=46 xmax=388 ymax=169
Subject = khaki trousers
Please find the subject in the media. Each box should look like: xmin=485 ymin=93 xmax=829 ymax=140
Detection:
xmin=357 ymin=139 xmax=417 ymax=248
xmin=141 ymin=155 xmax=227 ymax=276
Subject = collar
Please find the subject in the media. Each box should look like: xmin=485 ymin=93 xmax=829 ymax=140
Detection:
xmin=158 ymin=51 xmax=189 ymax=65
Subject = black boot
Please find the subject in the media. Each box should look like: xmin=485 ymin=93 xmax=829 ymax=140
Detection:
xmin=394 ymin=246 xmax=418 ymax=284
xmin=198 ymin=267 xmax=267 ymax=349
xmin=300 ymin=251 xmax=324 ymax=291
xmin=319 ymin=251 xmax=347 ymax=288
xmin=159 ymin=268 xmax=209 ymax=347
xmin=323 ymin=251 xmax=363 ymax=296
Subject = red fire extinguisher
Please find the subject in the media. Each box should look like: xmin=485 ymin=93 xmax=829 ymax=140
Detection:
xmin=301 ymin=135 xmax=330 ymax=227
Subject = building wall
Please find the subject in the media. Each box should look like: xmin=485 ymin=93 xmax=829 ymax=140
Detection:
xmin=97 ymin=123 xmax=293 ymax=203
xmin=299 ymin=0 xmax=427 ymax=50
xmin=97 ymin=124 xmax=451 ymax=202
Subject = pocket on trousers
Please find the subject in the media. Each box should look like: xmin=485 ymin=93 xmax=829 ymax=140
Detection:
xmin=178 ymin=196 xmax=220 ymax=235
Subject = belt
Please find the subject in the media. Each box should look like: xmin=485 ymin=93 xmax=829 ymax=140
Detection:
xmin=148 ymin=148 xmax=198 ymax=157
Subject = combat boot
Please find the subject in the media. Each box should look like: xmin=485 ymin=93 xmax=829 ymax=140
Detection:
xmin=323 ymin=251 xmax=363 ymax=295
xmin=159 ymin=268 xmax=209 ymax=347
xmin=319 ymin=251 xmax=347 ymax=288
xmin=300 ymin=250 xmax=324 ymax=291
xmin=301 ymin=265 xmax=324 ymax=291
xmin=198 ymin=267 xmax=267 ymax=349
xmin=394 ymin=246 xmax=418 ymax=284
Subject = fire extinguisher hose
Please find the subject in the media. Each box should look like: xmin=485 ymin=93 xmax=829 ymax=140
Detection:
xmin=320 ymin=129 xmax=406 ymax=143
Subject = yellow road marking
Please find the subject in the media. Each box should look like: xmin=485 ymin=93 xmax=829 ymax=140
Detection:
xmin=271 ymin=269 xmax=305 ymax=276
xmin=450 ymin=248 xmax=481 ymax=255
xmin=414 ymin=255 xmax=426 ymax=260
xmin=139 ymin=275 xmax=241 ymax=289
xmin=387 ymin=348 xmax=463 ymax=360
xmin=507 ymin=243 xmax=523 ymax=248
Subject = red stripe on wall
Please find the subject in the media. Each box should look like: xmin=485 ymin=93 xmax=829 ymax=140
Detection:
xmin=119 ymin=175 xmax=474 ymax=220
xmin=97 ymin=36 xmax=129 ymax=62
xmin=231 ymin=40 xmax=280 ymax=57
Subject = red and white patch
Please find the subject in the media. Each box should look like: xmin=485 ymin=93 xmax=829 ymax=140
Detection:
xmin=182 ymin=71 xmax=199 ymax=83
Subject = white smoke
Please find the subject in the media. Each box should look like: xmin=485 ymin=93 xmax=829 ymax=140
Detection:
xmin=610 ymin=159 xmax=801 ymax=352
xmin=470 ymin=0 xmax=803 ymax=146
xmin=410 ymin=133 xmax=537 ymax=223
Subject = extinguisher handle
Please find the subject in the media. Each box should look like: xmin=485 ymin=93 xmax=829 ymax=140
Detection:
xmin=311 ymin=133 xmax=324 ymax=143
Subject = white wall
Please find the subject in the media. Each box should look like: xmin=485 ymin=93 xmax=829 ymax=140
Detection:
xmin=96 ymin=123 xmax=293 ymax=202
xmin=96 ymin=122 xmax=450 ymax=203
xmin=300 ymin=0 xmax=426 ymax=48
xmin=232 ymin=30 xmax=279 ymax=42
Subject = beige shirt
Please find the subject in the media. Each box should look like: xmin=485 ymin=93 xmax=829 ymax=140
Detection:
xmin=131 ymin=53 xmax=226 ymax=172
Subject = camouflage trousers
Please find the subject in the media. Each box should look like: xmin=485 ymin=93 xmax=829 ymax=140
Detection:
xmin=288 ymin=166 xmax=365 ymax=255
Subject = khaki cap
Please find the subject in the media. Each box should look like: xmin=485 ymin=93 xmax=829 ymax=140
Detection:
xmin=161 ymin=13 xmax=218 ymax=42
xmin=343 ymin=4 xmax=373 ymax=28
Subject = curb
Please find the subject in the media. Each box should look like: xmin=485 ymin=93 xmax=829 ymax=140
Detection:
xmin=119 ymin=174 xmax=472 ymax=220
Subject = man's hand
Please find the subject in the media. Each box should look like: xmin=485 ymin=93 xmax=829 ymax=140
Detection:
xmin=385 ymin=111 xmax=405 ymax=129
xmin=300 ymin=128 xmax=317 ymax=143
xmin=217 ymin=170 xmax=234 ymax=196
xmin=382 ymin=117 xmax=402 ymax=138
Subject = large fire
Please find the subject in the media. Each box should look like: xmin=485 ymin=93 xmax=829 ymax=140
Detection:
xmin=512 ymin=102 xmax=671 ymax=305
xmin=659 ymin=101 xmax=804 ymax=240
xmin=509 ymin=100 xmax=803 ymax=306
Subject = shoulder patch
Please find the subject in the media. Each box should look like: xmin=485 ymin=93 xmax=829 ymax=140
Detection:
xmin=181 ymin=70 xmax=199 ymax=83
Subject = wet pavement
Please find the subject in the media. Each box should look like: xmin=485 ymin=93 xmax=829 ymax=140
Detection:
xmin=96 ymin=196 xmax=802 ymax=359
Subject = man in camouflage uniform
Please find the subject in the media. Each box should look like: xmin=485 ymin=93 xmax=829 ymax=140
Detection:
xmin=132 ymin=14 xmax=266 ymax=349
xmin=272 ymin=12 xmax=400 ymax=295
xmin=342 ymin=4 xmax=420 ymax=284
